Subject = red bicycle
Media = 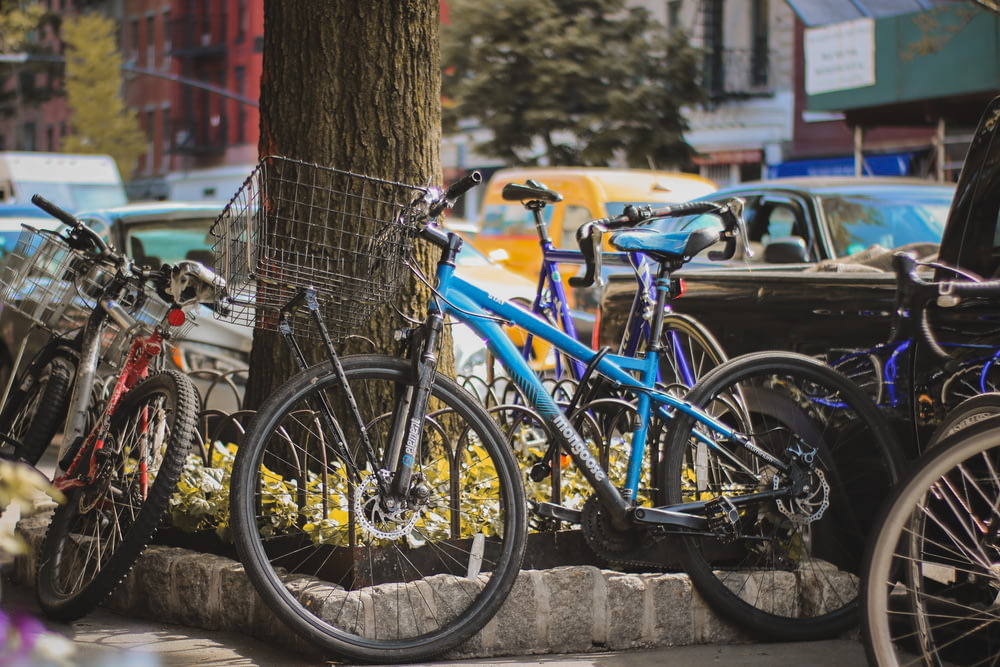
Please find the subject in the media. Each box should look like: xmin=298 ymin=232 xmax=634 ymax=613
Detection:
xmin=0 ymin=194 xmax=222 ymax=620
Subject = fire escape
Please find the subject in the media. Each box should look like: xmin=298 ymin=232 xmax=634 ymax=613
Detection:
xmin=169 ymin=6 xmax=228 ymax=156
xmin=698 ymin=0 xmax=773 ymax=106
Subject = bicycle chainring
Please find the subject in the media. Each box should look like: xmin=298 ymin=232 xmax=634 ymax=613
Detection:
xmin=581 ymin=493 xmax=641 ymax=558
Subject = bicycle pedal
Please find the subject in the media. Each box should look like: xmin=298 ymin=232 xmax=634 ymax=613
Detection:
xmin=704 ymin=496 xmax=740 ymax=540
xmin=528 ymin=461 xmax=552 ymax=482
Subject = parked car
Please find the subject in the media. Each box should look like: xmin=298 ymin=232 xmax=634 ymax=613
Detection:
xmin=597 ymin=177 xmax=956 ymax=358
xmin=593 ymin=172 xmax=1000 ymax=456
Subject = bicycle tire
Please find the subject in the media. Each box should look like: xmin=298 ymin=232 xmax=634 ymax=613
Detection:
xmin=927 ymin=391 xmax=1000 ymax=448
xmin=862 ymin=416 xmax=1000 ymax=666
xmin=36 ymin=369 xmax=198 ymax=621
xmin=230 ymin=355 xmax=527 ymax=663
xmin=661 ymin=351 xmax=904 ymax=641
xmin=656 ymin=312 xmax=727 ymax=391
xmin=0 ymin=350 xmax=74 ymax=465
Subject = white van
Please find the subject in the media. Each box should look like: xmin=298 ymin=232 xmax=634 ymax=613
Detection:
xmin=0 ymin=151 xmax=128 ymax=212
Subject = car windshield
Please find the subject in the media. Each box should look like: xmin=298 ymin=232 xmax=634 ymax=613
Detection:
xmin=456 ymin=241 xmax=491 ymax=267
xmin=16 ymin=182 xmax=127 ymax=211
xmin=122 ymin=219 xmax=218 ymax=269
xmin=819 ymin=188 xmax=953 ymax=257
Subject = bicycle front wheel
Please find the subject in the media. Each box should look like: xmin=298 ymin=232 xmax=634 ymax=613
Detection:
xmin=862 ymin=416 xmax=1000 ymax=666
xmin=657 ymin=312 xmax=727 ymax=391
xmin=661 ymin=351 xmax=903 ymax=641
xmin=230 ymin=354 xmax=527 ymax=664
xmin=36 ymin=370 xmax=198 ymax=620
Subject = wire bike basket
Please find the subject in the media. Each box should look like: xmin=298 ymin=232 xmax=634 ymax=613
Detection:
xmin=0 ymin=226 xmax=117 ymax=332
xmin=211 ymin=156 xmax=429 ymax=342
xmin=0 ymin=225 xmax=182 ymax=367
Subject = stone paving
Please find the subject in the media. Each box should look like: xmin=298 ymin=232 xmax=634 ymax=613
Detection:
xmin=10 ymin=508 xmax=861 ymax=661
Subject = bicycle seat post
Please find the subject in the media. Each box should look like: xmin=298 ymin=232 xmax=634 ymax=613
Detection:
xmin=528 ymin=200 xmax=553 ymax=247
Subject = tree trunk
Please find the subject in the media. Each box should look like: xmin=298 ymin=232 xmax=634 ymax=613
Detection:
xmin=246 ymin=1 xmax=443 ymax=410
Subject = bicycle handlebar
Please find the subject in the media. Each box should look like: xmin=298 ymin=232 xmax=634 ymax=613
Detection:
xmin=32 ymin=193 xmax=225 ymax=313
xmin=427 ymin=171 xmax=483 ymax=219
xmin=32 ymin=194 xmax=112 ymax=257
xmin=890 ymin=251 xmax=1000 ymax=367
xmin=569 ymin=197 xmax=750 ymax=288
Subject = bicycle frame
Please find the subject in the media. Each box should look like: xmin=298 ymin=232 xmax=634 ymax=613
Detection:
xmin=56 ymin=328 xmax=164 ymax=493
xmin=432 ymin=260 xmax=761 ymax=530
xmin=519 ymin=202 xmax=700 ymax=388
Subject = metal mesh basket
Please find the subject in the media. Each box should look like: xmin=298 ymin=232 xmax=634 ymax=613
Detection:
xmin=0 ymin=225 xmax=116 ymax=333
xmin=210 ymin=156 xmax=428 ymax=341
xmin=0 ymin=224 xmax=191 ymax=368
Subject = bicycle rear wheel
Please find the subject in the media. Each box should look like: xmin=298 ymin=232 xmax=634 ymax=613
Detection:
xmin=0 ymin=349 xmax=74 ymax=465
xmin=661 ymin=351 xmax=903 ymax=641
xmin=230 ymin=354 xmax=526 ymax=663
xmin=36 ymin=370 xmax=198 ymax=620
xmin=862 ymin=416 xmax=1000 ymax=666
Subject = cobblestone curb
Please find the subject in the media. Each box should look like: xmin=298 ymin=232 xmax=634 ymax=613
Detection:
xmin=14 ymin=511 xmax=759 ymax=660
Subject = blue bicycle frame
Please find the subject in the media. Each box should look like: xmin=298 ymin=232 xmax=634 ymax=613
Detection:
xmin=432 ymin=259 xmax=760 ymax=527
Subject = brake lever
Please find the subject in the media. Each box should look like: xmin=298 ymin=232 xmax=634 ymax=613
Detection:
xmin=568 ymin=222 xmax=603 ymax=288
xmin=707 ymin=197 xmax=750 ymax=261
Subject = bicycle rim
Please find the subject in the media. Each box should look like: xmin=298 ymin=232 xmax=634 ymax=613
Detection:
xmin=662 ymin=351 xmax=903 ymax=641
xmin=230 ymin=355 xmax=526 ymax=663
xmin=36 ymin=370 xmax=197 ymax=620
xmin=862 ymin=417 xmax=1000 ymax=667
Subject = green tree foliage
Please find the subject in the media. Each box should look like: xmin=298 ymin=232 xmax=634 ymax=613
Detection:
xmin=442 ymin=0 xmax=704 ymax=168
xmin=60 ymin=13 xmax=145 ymax=180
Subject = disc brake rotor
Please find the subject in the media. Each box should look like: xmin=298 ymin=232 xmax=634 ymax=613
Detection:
xmin=354 ymin=475 xmax=421 ymax=540
xmin=774 ymin=467 xmax=830 ymax=525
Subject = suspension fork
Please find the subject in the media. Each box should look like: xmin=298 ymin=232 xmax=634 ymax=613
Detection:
xmin=385 ymin=310 xmax=446 ymax=501
xmin=58 ymin=312 xmax=111 ymax=462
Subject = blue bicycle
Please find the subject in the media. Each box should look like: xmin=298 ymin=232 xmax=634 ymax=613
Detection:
xmin=472 ymin=180 xmax=728 ymax=521
xmin=215 ymin=160 xmax=905 ymax=662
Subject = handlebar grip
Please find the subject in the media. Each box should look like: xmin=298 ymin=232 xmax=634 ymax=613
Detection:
xmin=31 ymin=194 xmax=79 ymax=227
xmin=31 ymin=193 xmax=111 ymax=255
xmin=568 ymin=222 xmax=599 ymax=288
xmin=445 ymin=171 xmax=483 ymax=201
xmin=939 ymin=279 xmax=1000 ymax=297
xmin=427 ymin=171 xmax=483 ymax=219
xmin=646 ymin=201 xmax=722 ymax=219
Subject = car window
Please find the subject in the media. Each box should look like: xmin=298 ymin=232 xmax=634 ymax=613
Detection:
xmin=455 ymin=241 xmax=491 ymax=267
xmin=122 ymin=219 xmax=218 ymax=269
xmin=480 ymin=203 xmax=553 ymax=237
xmin=560 ymin=205 xmax=593 ymax=249
xmin=762 ymin=204 xmax=800 ymax=241
xmin=820 ymin=190 xmax=951 ymax=257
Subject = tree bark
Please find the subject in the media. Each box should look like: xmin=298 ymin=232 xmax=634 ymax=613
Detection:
xmin=246 ymin=1 xmax=443 ymax=410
